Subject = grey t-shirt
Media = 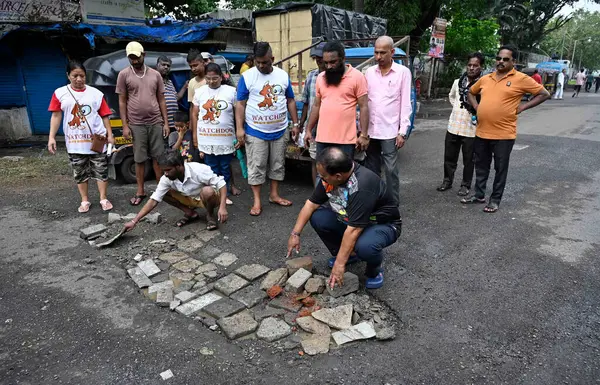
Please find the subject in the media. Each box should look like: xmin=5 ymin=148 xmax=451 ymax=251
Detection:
xmin=116 ymin=66 xmax=164 ymax=126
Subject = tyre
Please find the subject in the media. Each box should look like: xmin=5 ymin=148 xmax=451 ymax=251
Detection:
xmin=119 ymin=156 xmax=137 ymax=184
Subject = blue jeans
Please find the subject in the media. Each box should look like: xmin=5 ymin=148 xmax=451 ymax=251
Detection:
xmin=309 ymin=207 xmax=400 ymax=277
xmin=204 ymin=153 xmax=234 ymax=193
xmin=316 ymin=142 xmax=355 ymax=159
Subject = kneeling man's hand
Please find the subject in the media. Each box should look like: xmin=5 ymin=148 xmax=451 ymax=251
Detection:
xmin=328 ymin=261 xmax=345 ymax=289
xmin=123 ymin=220 xmax=136 ymax=233
xmin=218 ymin=207 xmax=228 ymax=223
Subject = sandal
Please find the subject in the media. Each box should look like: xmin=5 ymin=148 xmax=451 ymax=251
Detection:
xmin=483 ymin=202 xmax=499 ymax=213
xmin=436 ymin=182 xmax=452 ymax=192
xmin=129 ymin=194 xmax=147 ymax=206
xmin=100 ymin=199 xmax=113 ymax=211
xmin=206 ymin=219 xmax=218 ymax=231
xmin=176 ymin=213 xmax=199 ymax=227
xmin=457 ymin=186 xmax=470 ymax=196
xmin=78 ymin=201 xmax=91 ymax=213
xmin=249 ymin=206 xmax=262 ymax=216
xmin=461 ymin=196 xmax=486 ymax=204
xmin=268 ymin=197 xmax=293 ymax=206
xmin=226 ymin=198 xmax=233 ymax=206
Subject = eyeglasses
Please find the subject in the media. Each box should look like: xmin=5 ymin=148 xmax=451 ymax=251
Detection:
xmin=496 ymin=57 xmax=512 ymax=62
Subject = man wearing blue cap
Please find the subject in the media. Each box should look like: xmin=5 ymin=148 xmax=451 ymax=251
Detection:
xmin=298 ymin=42 xmax=327 ymax=185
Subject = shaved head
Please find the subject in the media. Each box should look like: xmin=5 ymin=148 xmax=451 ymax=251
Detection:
xmin=375 ymin=36 xmax=394 ymax=49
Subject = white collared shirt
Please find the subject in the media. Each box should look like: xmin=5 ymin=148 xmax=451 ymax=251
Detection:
xmin=150 ymin=162 xmax=226 ymax=202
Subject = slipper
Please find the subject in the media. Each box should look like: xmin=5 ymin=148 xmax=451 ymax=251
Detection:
xmin=461 ymin=196 xmax=486 ymax=204
xmin=268 ymin=197 xmax=293 ymax=207
xmin=78 ymin=201 xmax=91 ymax=213
xmin=99 ymin=199 xmax=113 ymax=211
xmin=176 ymin=213 xmax=199 ymax=227
xmin=129 ymin=194 xmax=147 ymax=206
xmin=249 ymin=206 xmax=262 ymax=216
xmin=483 ymin=203 xmax=499 ymax=213
xmin=206 ymin=219 xmax=218 ymax=231
xmin=226 ymin=198 xmax=233 ymax=206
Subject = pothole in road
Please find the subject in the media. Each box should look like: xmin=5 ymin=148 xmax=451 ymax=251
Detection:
xmin=83 ymin=216 xmax=399 ymax=356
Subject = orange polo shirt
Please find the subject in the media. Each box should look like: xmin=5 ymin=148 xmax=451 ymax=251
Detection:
xmin=470 ymin=69 xmax=544 ymax=140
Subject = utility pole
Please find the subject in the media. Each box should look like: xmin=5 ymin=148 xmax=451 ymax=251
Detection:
xmin=571 ymin=40 xmax=577 ymax=70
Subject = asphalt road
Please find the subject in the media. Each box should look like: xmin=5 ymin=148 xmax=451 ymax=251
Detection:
xmin=1 ymin=93 xmax=599 ymax=385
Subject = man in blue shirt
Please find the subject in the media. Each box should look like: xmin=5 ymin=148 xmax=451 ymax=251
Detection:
xmin=235 ymin=42 xmax=299 ymax=216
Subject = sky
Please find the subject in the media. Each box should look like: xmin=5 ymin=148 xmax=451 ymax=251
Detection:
xmin=559 ymin=0 xmax=600 ymax=15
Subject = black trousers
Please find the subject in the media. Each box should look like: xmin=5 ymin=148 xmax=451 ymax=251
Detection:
xmin=443 ymin=131 xmax=475 ymax=187
xmin=585 ymin=82 xmax=593 ymax=92
xmin=473 ymin=137 xmax=515 ymax=205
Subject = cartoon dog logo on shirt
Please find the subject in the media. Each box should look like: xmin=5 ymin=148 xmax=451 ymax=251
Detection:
xmin=202 ymin=97 xmax=229 ymax=124
xmin=258 ymin=82 xmax=284 ymax=111
xmin=68 ymin=103 xmax=92 ymax=129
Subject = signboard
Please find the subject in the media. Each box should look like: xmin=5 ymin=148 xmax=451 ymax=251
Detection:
xmin=0 ymin=0 xmax=79 ymax=22
xmin=428 ymin=17 xmax=447 ymax=59
xmin=81 ymin=0 xmax=145 ymax=26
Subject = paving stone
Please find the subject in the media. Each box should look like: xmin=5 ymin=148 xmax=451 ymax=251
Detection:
xmin=268 ymin=296 xmax=302 ymax=312
xmin=325 ymin=272 xmax=359 ymax=298
xmin=301 ymin=333 xmax=331 ymax=355
xmin=305 ymin=277 xmax=326 ymax=294
xmin=175 ymin=291 xmax=198 ymax=303
xmin=202 ymin=297 xmax=246 ymax=319
xmin=312 ymin=304 xmax=353 ymax=330
xmin=175 ymin=292 xmax=222 ymax=316
xmin=193 ymin=279 xmax=207 ymax=289
xmin=213 ymin=252 xmax=238 ymax=267
xmin=196 ymin=263 xmax=218 ymax=274
xmin=172 ymin=258 xmax=203 ymax=273
xmin=195 ymin=312 xmax=218 ymax=327
xmin=80 ymin=224 xmax=107 ymax=240
xmin=170 ymin=300 xmax=181 ymax=311
xmin=252 ymin=307 xmax=286 ymax=321
xmin=296 ymin=316 xmax=331 ymax=335
xmin=199 ymin=245 xmax=222 ymax=260
xmin=235 ymin=264 xmax=270 ymax=281
xmin=285 ymin=268 xmax=312 ymax=293
xmin=285 ymin=256 xmax=313 ymax=275
xmin=197 ymin=230 xmax=220 ymax=242
xmin=137 ymin=259 xmax=161 ymax=278
xmin=230 ymin=285 xmax=267 ymax=308
xmin=143 ymin=212 xmax=161 ymax=224
xmin=150 ymin=271 xmax=170 ymax=284
xmin=156 ymin=287 xmax=173 ymax=307
xmin=375 ymin=326 xmax=396 ymax=341
xmin=173 ymin=281 xmax=195 ymax=294
xmin=159 ymin=251 xmax=190 ymax=264
xmin=217 ymin=309 xmax=258 ymax=340
xmin=283 ymin=312 xmax=297 ymax=325
xmin=260 ymin=268 xmax=288 ymax=290
xmin=122 ymin=213 xmax=137 ymax=221
xmin=203 ymin=270 xmax=218 ymax=279
xmin=214 ymin=274 xmax=249 ymax=296
xmin=193 ymin=283 xmax=214 ymax=296
xmin=127 ymin=267 xmax=152 ymax=288
xmin=157 ymin=261 xmax=170 ymax=271
xmin=332 ymin=322 xmax=376 ymax=345
xmin=107 ymin=213 xmax=121 ymax=224
xmin=148 ymin=280 xmax=175 ymax=294
xmin=256 ymin=317 xmax=292 ymax=342
xmin=159 ymin=369 xmax=174 ymax=380
xmin=177 ymin=237 xmax=204 ymax=253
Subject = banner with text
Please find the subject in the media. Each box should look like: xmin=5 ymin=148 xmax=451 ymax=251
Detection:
xmin=0 ymin=0 xmax=79 ymax=22
xmin=81 ymin=0 xmax=145 ymax=26
xmin=428 ymin=17 xmax=447 ymax=59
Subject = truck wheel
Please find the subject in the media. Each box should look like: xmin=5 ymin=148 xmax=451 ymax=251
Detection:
xmin=120 ymin=156 xmax=138 ymax=184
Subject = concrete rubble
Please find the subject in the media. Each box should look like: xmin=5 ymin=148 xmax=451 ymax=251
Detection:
xmin=80 ymin=224 xmax=107 ymax=240
xmin=123 ymin=239 xmax=397 ymax=354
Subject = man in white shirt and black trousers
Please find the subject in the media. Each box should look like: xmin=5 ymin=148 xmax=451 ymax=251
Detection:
xmin=123 ymin=149 xmax=228 ymax=231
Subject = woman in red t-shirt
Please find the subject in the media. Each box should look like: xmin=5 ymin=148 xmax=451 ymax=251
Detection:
xmin=47 ymin=61 xmax=115 ymax=213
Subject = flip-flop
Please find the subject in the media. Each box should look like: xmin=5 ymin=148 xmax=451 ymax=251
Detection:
xmin=99 ymin=199 xmax=113 ymax=211
xmin=226 ymin=198 xmax=233 ymax=205
xmin=268 ymin=198 xmax=292 ymax=206
xmin=78 ymin=201 xmax=91 ymax=213
xmin=249 ymin=207 xmax=262 ymax=216
xmin=129 ymin=194 xmax=147 ymax=206
xmin=461 ymin=196 xmax=486 ymax=204
xmin=206 ymin=219 xmax=218 ymax=231
xmin=176 ymin=213 xmax=199 ymax=227
xmin=483 ymin=203 xmax=499 ymax=213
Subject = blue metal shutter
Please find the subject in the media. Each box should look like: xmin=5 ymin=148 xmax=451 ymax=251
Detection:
xmin=20 ymin=42 xmax=68 ymax=135
xmin=0 ymin=42 xmax=26 ymax=108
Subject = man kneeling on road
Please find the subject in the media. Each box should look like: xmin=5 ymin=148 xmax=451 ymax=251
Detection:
xmin=286 ymin=147 xmax=402 ymax=289
xmin=124 ymin=149 xmax=228 ymax=232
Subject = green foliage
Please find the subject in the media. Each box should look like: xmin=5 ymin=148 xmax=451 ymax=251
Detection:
xmin=541 ymin=10 xmax=600 ymax=70
xmin=444 ymin=16 xmax=499 ymax=61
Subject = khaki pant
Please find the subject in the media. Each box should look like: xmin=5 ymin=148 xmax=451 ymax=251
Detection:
xmin=245 ymin=133 xmax=287 ymax=185
xmin=168 ymin=188 xmax=219 ymax=208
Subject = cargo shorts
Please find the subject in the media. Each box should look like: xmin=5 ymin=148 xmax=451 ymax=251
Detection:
xmin=130 ymin=124 xmax=165 ymax=163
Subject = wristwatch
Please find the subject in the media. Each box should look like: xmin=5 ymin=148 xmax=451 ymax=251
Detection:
xmin=360 ymin=133 xmax=370 ymax=139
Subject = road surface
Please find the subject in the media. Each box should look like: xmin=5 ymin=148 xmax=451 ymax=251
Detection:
xmin=0 ymin=93 xmax=599 ymax=385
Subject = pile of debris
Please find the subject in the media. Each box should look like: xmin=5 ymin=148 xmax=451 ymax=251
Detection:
xmin=118 ymin=232 xmax=396 ymax=355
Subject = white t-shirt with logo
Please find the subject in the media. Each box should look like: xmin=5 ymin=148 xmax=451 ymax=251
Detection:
xmin=193 ymin=84 xmax=236 ymax=151
xmin=237 ymin=66 xmax=293 ymax=137
xmin=49 ymin=85 xmax=109 ymax=154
